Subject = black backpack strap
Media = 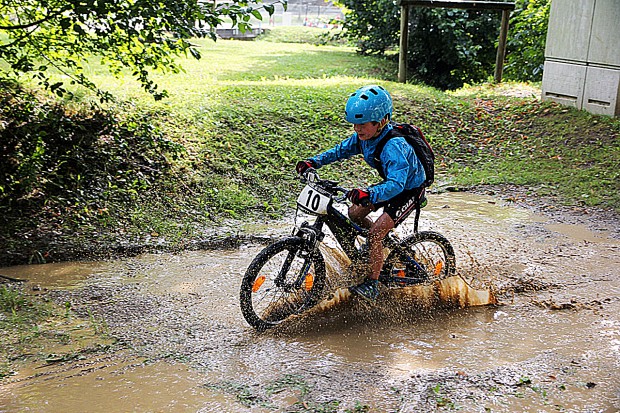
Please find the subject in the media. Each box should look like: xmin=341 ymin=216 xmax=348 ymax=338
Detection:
xmin=373 ymin=131 xmax=396 ymax=179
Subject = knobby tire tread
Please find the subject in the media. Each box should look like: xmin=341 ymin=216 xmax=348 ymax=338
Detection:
xmin=384 ymin=230 xmax=456 ymax=284
xmin=240 ymin=236 xmax=326 ymax=331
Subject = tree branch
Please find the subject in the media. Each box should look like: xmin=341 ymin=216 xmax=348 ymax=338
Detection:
xmin=0 ymin=29 xmax=31 ymax=49
xmin=0 ymin=7 xmax=68 ymax=31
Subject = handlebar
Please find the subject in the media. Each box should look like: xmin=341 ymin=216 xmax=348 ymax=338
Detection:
xmin=300 ymin=169 xmax=349 ymax=202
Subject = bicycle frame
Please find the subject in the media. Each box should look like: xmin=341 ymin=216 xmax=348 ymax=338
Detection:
xmin=296 ymin=198 xmax=428 ymax=287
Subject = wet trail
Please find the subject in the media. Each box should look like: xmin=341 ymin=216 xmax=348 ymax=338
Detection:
xmin=1 ymin=193 xmax=619 ymax=412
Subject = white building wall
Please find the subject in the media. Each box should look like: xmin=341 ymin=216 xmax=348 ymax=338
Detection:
xmin=542 ymin=0 xmax=620 ymax=117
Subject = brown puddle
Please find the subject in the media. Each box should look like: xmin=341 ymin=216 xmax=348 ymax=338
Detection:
xmin=0 ymin=356 xmax=218 ymax=412
xmin=1 ymin=192 xmax=619 ymax=412
xmin=0 ymin=261 xmax=109 ymax=290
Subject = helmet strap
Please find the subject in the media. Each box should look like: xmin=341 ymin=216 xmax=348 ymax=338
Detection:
xmin=378 ymin=117 xmax=389 ymax=130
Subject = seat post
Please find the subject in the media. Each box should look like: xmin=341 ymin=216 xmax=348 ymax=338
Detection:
xmin=413 ymin=204 xmax=421 ymax=233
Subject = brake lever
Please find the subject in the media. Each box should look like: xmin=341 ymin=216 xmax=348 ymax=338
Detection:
xmin=298 ymin=168 xmax=317 ymax=183
xmin=333 ymin=187 xmax=350 ymax=203
xmin=304 ymin=168 xmax=319 ymax=183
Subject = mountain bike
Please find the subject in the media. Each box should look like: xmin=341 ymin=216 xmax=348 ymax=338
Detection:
xmin=239 ymin=169 xmax=456 ymax=331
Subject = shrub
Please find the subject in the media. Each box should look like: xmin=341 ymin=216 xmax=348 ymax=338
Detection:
xmin=336 ymin=0 xmax=501 ymax=89
xmin=0 ymin=79 xmax=184 ymax=219
xmin=504 ymin=0 xmax=550 ymax=82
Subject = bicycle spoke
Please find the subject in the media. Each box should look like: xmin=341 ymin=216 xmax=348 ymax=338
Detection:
xmin=383 ymin=231 xmax=455 ymax=287
xmin=240 ymin=237 xmax=327 ymax=330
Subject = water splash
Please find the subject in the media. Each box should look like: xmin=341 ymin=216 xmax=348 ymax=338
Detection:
xmin=285 ymin=243 xmax=497 ymax=324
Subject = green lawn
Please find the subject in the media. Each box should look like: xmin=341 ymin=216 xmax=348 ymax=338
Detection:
xmin=1 ymin=27 xmax=619 ymax=265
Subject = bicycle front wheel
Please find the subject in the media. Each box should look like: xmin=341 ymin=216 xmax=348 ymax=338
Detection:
xmin=382 ymin=231 xmax=456 ymax=286
xmin=240 ymin=237 xmax=326 ymax=331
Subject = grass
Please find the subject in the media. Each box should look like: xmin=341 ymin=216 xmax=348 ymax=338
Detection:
xmin=258 ymin=25 xmax=345 ymax=45
xmin=0 ymin=25 xmax=618 ymax=394
xmin=0 ymin=26 xmax=619 ymax=266
xmin=437 ymin=92 xmax=620 ymax=206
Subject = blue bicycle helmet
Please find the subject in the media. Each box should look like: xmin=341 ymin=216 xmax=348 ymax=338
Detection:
xmin=345 ymin=85 xmax=393 ymax=124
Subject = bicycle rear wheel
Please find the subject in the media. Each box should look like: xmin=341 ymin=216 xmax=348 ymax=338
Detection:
xmin=240 ymin=237 xmax=326 ymax=331
xmin=382 ymin=231 xmax=456 ymax=286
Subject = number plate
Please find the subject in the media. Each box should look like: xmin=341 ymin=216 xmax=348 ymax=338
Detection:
xmin=297 ymin=184 xmax=331 ymax=215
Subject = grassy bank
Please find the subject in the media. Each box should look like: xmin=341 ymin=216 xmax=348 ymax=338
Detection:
xmin=1 ymin=27 xmax=619 ymax=266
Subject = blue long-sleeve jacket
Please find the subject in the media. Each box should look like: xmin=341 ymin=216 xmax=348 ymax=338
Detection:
xmin=309 ymin=124 xmax=426 ymax=204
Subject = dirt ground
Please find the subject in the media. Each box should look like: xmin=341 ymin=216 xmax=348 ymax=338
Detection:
xmin=1 ymin=187 xmax=619 ymax=412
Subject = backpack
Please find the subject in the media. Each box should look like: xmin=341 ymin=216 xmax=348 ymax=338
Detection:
xmin=372 ymin=122 xmax=435 ymax=188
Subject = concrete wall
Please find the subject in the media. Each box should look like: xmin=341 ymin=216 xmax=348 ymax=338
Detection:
xmin=542 ymin=0 xmax=620 ymax=117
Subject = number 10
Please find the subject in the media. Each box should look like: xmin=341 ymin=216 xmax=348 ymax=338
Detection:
xmin=305 ymin=189 xmax=321 ymax=211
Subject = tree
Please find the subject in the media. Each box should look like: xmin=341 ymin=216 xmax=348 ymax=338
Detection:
xmin=504 ymin=0 xmax=550 ymax=82
xmin=334 ymin=0 xmax=400 ymax=56
xmin=335 ymin=0 xmax=501 ymax=90
xmin=0 ymin=0 xmax=284 ymax=100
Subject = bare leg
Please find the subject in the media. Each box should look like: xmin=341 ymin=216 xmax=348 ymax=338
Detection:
xmin=348 ymin=205 xmax=395 ymax=281
xmin=348 ymin=203 xmax=373 ymax=229
xmin=367 ymin=213 xmax=394 ymax=280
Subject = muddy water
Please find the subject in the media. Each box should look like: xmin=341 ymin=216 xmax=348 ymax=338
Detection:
xmin=1 ymin=192 xmax=619 ymax=412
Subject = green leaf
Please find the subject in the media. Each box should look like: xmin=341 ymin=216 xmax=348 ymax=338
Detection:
xmin=189 ymin=47 xmax=201 ymax=60
xmin=60 ymin=18 xmax=72 ymax=30
xmin=73 ymin=24 xmax=86 ymax=36
xmin=49 ymin=82 xmax=64 ymax=92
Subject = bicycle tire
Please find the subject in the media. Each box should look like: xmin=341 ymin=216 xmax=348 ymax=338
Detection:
xmin=383 ymin=231 xmax=456 ymax=286
xmin=240 ymin=236 xmax=327 ymax=331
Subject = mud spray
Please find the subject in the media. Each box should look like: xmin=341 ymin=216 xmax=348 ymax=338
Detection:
xmin=273 ymin=244 xmax=498 ymax=333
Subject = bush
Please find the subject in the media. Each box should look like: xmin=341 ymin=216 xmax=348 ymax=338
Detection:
xmin=504 ymin=0 xmax=550 ymax=82
xmin=406 ymin=8 xmax=500 ymax=90
xmin=0 ymin=79 xmax=184 ymax=221
xmin=336 ymin=0 xmax=501 ymax=90
xmin=335 ymin=0 xmax=401 ymax=55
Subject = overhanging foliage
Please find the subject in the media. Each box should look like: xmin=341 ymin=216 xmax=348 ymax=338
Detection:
xmin=0 ymin=0 xmax=285 ymax=100
xmin=334 ymin=0 xmax=549 ymax=88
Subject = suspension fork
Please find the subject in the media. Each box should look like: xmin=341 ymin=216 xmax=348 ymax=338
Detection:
xmin=296 ymin=217 xmax=326 ymax=253
xmin=274 ymin=218 xmax=326 ymax=289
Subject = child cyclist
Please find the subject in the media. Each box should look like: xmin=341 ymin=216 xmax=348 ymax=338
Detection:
xmin=295 ymin=85 xmax=427 ymax=301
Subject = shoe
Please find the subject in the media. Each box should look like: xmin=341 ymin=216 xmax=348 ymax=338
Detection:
xmin=349 ymin=278 xmax=379 ymax=302
xmin=419 ymin=194 xmax=427 ymax=209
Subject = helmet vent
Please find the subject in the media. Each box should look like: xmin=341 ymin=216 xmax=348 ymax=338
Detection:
xmin=344 ymin=84 xmax=392 ymax=124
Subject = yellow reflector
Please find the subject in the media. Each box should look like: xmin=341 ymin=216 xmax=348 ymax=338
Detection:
xmin=434 ymin=261 xmax=443 ymax=276
xmin=304 ymin=273 xmax=314 ymax=291
xmin=252 ymin=275 xmax=266 ymax=292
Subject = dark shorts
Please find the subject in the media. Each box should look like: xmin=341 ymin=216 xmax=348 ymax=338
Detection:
xmin=375 ymin=187 xmax=425 ymax=227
